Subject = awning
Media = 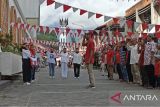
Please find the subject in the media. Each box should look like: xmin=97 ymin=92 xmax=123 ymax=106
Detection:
xmin=138 ymin=5 xmax=151 ymax=15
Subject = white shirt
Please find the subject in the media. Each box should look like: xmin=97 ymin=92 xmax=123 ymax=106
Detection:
xmin=22 ymin=49 xmax=31 ymax=59
xmin=61 ymin=52 xmax=69 ymax=63
xmin=128 ymin=44 xmax=140 ymax=64
xmin=73 ymin=52 xmax=82 ymax=64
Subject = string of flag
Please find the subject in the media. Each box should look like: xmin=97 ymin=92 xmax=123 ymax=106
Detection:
xmin=46 ymin=0 xmax=160 ymax=23
xmin=11 ymin=22 xmax=160 ymax=39
xmin=23 ymin=37 xmax=82 ymax=48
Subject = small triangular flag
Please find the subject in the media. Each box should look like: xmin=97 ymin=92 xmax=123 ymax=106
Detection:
xmin=148 ymin=24 xmax=155 ymax=31
xmin=55 ymin=2 xmax=62 ymax=9
xmin=155 ymin=25 xmax=160 ymax=32
xmin=142 ymin=23 xmax=148 ymax=31
xmin=63 ymin=5 xmax=71 ymax=12
xmin=54 ymin=28 xmax=60 ymax=35
xmin=96 ymin=13 xmax=103 ymax=18
xmin=119 ymin=18 xmax=126 ymax=27
xmin=77 ymin=29 xmax=82 ymax=37
xmin=88 ymin=12 xmax=95 ymax=19
xmin=104 ymin=16 xmax=111 ymax=22
xmin=80 ymin=9 xmax=87 ymax=15
xmin=47 ymin=0 xmax=55 ymax=6
xmin=134 ymin=22 xmax=141 ymax=31
xmin=45 ymin=27 xmax=50 ymax=33
xmin=66 ymin=28 xmax=70 ymax=36
xmin=126 ymin=20 xmax=133 ymax=28
xmin=72 ymin=7 xmax=78 ymax=12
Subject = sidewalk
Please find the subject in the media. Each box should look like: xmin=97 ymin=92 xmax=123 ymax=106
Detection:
xmin=0 ymin=67 xmax=160 ymax=106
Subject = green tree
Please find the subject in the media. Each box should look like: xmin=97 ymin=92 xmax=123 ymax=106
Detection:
xmin=37 ymin=33 xmax=58 ymax=42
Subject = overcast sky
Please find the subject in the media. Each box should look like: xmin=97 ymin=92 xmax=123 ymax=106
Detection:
xmin=40 ymin=0 xmax=140 ymax=30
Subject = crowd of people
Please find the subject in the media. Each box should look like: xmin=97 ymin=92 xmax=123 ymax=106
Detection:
xmin=21 ymin=43 xmax=83 ymax=85
xmin=100 ymin=35 xmax=160 ymax=89
xmin=21 ymin=33 xmax=160 ymax=89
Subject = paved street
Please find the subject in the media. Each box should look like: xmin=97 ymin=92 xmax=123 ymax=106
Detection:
xmin=0 ymin=67 xmax=160 ymax=107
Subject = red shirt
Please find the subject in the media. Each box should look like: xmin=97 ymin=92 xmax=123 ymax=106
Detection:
xmin=30 ymin=48 xmax=36 ymax=56
xmin=116 ymin=51 xmax=120 ymax=64
xmin=85 ymin=39 xmax=95 ymax=64
xmin=107 ymin=50 xmax=114 ymax=65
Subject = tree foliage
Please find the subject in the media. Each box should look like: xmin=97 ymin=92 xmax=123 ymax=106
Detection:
xmin=37 ymin=33 xmax=58 ymax=42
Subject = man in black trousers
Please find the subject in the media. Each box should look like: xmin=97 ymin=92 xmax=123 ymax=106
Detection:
xmin=21 ymin=44 xmax=31 ymax=85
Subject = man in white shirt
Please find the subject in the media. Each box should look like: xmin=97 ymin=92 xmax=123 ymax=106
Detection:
xmin=127 ymin=38 xmax=141 ymax=84
xmin=73 ymin=48 xmax=82 ymax=78
xmin=61 ymin=48 xmax=69 ymax=78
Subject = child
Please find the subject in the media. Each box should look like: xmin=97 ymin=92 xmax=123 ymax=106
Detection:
xmin=107 ymin=45 xmax=114 ymax=80
xmin=30 ymin=55 xmax=38 ymax=82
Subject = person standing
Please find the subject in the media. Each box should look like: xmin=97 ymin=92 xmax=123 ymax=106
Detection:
xmin=126 ymin=38 xmax=133 ymax=83
xmin=120 ymin=41 xmax=129 ymax=82
xmin=144 ymin=36 xmax=156 ymax=88
xmin=22 ymin=44 xmax=31 ymax=85
xmin=154 ymin=44 xmax=160 ymax=88
xmin=82 ymin=33 xmax=95 ymax=88
xmin=61 ymin=48 xmax=69 ymax=79
xmin=73 ymin=48 xmax=82 ymax=78
xmin=30 ymin=54 xmax=37 ymax=82
xmin=138 ymin=39 xmax=146 ymax=87
xmin=115 ymin=45 xmax=123 ymax=81
xmin=47 ymin=48 xmax=56 ymax=78
xmin=100 ymin=49 xmax=106 ymax=77
xmin=127 ymin=38 xmax=141 ymax=84
xmin=107 ymin=45 xmax=114 ymax=80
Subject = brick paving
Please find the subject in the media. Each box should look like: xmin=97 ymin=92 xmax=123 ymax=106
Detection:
xmin=0 ymin=67 xmax=160 ymax=107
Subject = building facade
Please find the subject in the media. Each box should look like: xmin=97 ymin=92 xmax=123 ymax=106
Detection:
xmin=125 ymin=0 xmax=160 ymax=33
xmin=0 ymin=0 xmax=9 ymax=35
xmin=0 ymin=0 xmax=42 ymax=45
xmin=96 ymin=0 xmax=160 ymax=35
